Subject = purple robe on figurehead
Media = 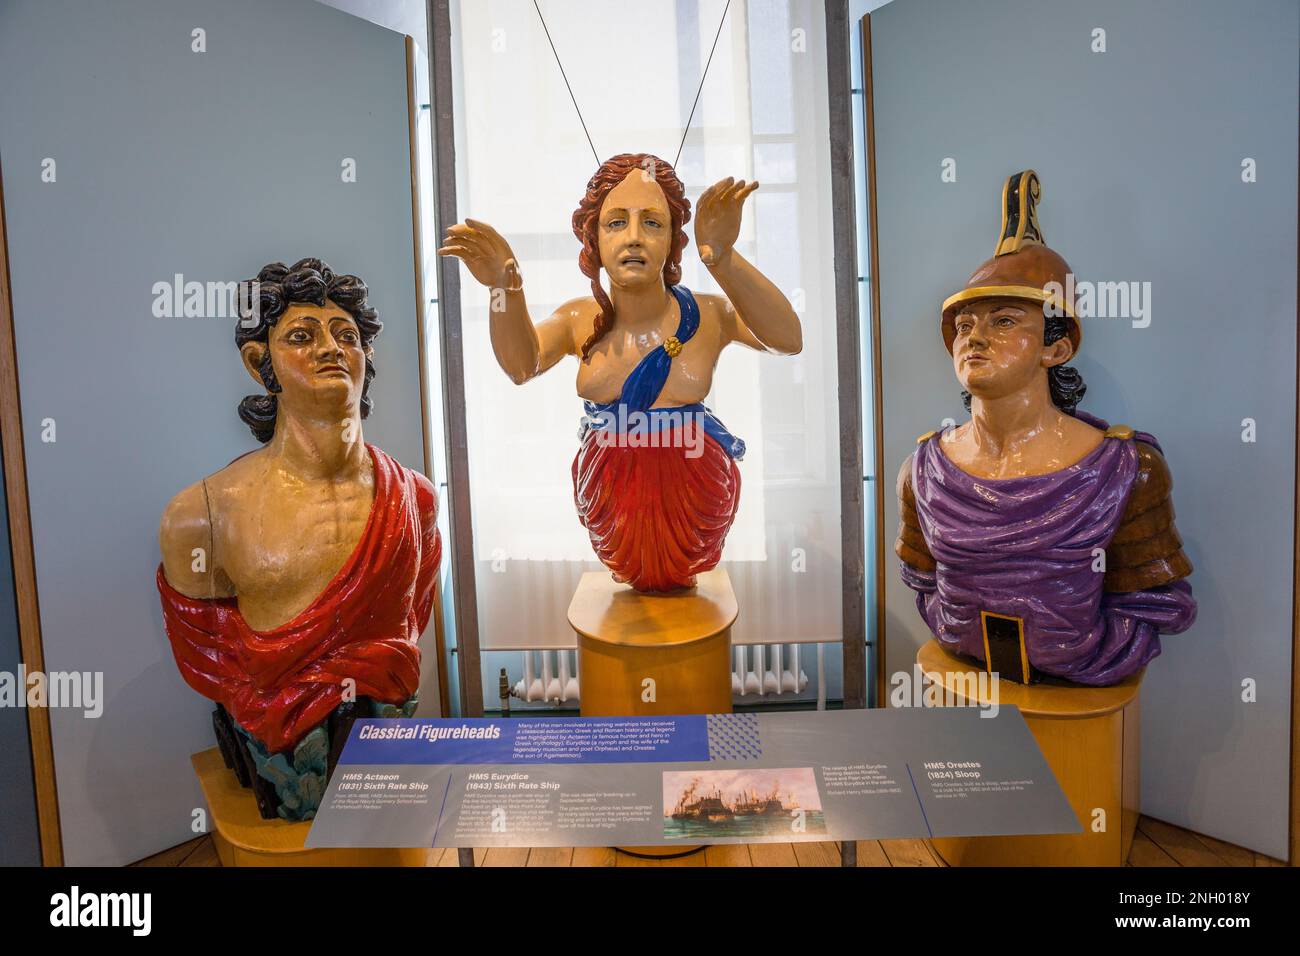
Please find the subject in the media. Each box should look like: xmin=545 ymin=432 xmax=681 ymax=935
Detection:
xmin=899 ymin=412 xmax=1196 ymax=685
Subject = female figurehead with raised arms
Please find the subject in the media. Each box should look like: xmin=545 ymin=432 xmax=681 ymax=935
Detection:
xmin=439 ymin=153 xmax=802 ymax=592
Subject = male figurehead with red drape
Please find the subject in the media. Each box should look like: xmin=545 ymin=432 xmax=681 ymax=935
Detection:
xmin=157 ymin=258 xmax=441 ymax=820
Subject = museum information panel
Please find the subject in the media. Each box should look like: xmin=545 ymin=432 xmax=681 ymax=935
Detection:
xmin=306 ymin=708 xmax=1079 ymax=848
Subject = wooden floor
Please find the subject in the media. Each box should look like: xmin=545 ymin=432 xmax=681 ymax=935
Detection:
xmin=133 ymin=815 xmax=1286 ymax=867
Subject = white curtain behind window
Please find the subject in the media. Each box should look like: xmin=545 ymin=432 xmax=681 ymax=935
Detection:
xmin=450 ymin=0 xmax=841 ymax=655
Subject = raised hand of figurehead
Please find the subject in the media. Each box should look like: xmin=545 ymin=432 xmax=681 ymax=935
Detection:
xmin=437 ymin=219 xmax=523 ymax=291
xmin=694 ymin=177 xmax=760 ymax=267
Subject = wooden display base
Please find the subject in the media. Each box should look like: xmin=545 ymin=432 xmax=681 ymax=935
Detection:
xmin=192 ymin=748 xmax=427 ymax=867
xmin=917 ymin=640 xmax=1142 ymax=867
xmin=569 ymin=568 xmax=735 ymax=858
xmin=569 ymin=568 xmax=735 ymax=717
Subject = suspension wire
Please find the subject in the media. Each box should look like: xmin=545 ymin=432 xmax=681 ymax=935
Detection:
xmin=533 ymin=0 xmax=600 ymax=166
xmin=674 ymin=0 xmax=732 ymax=168
xmin=533 ymin=0 xmax=733 ymax=172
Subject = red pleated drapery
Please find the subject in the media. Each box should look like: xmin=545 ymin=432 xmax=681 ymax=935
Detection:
xmin=156 ymin=446 xmax=441 ymax=754
xmin=572 ymin=423 xmax=741 ymax=592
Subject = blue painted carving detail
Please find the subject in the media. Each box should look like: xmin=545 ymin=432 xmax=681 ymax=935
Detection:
xmin=370 ymin=695 xmax=418 ymax=719
xmin=235 ymin=724 xmax=329 ymax=821
xmin=233 ymin=696 xmax=418 ymax=821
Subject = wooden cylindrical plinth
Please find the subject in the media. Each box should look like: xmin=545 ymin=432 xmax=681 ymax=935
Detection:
xmin=569 ymin=569 xmax=735 ymax=859
xmin=192 ymin=748 xmax=428 ymax=867
xmin=570 ymin=568 xmax=735 ymax=717
xmin=917 ymin=640 xmax=1142 ymax=867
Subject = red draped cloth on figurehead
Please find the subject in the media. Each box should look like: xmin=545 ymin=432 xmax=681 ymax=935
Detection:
xmin=570 ymin=286 xmax=745 ymax=593
xmin=572 ymin=423 xmax=740 ymax=592
xmin=156 ymin=445 xmax=441 ymax=754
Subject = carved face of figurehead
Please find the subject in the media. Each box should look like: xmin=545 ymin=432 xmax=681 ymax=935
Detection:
xmin=951 ymin=297 xmax=1074 ymax=404
xmin=240 ymin=300 xmax=371 ymax=426
xmin=597 ymin=170 xmax=673 ymax=291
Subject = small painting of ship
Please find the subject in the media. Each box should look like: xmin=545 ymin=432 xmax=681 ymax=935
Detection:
xmin=731 ymin=784 xmax=797 ymax=817
xmin=662 ymin=768 xmax=825 ymax=840
xmin=671 ymin=779 xmax=734 ymax=822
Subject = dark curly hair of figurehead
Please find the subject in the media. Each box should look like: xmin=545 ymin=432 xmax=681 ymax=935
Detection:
xmin=234 ymin=258 xmax=382 ymax=442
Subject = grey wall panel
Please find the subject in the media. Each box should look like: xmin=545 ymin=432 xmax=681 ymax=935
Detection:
xmin=869 ymin=0 xmax=1297 ymax=856
xmin=0 ymin=0 xmax=423 ymax=864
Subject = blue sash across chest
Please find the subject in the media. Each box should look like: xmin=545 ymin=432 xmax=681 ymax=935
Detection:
xmin=579 ymin=285 xmax=746 ymax=460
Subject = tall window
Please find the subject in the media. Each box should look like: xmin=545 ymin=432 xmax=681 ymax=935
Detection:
xmin=450 ymin=0 xmax=842 ymax=693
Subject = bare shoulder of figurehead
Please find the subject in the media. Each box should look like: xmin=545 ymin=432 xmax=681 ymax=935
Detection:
xmin=550 ymin=296 xmax=602 ymax=353
xmin=158 ymin=453 xmax=262 ymax=598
